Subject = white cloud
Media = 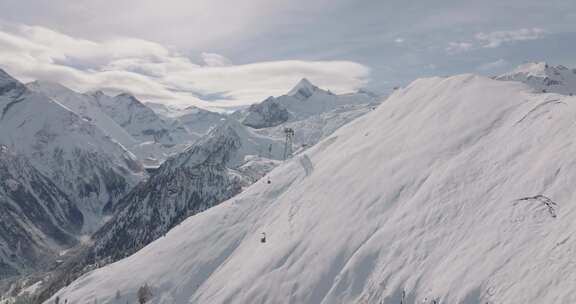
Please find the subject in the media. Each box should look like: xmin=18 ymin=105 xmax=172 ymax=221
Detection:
xmin=0 ymin=0 xmax=337 ymax=50
xmin=446 ymin=42 xmax=474 ymax=54
xmin=0 ymin=23 xmax=370 ymax=110
xmin=475 ymin=28 xmax=545 ymax=48
xmin=477 ymin=59 xmax=509 ymax=71
xmin=201 ymin=53 xmax=233 ymax=67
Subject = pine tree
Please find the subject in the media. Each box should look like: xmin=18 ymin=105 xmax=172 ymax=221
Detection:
xmin=137 ymin=284 xmax=153 ymax=304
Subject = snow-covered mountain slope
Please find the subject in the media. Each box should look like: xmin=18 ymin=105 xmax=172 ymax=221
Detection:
xmin=27 ymin=81 xmax=137 ymax=150
xmin=0 ymin=146 xmax=83 ymax=278
xmin=242 ymin=97 xmax=292 ymax=128
xmin=176 ymin=106 xmax=227 ymax=137
xmin=91 ymin=92 xmax=191 ymax=146
xmin=496 ymin=62 xmax=576 ymax=95
xmin=50 ymin=74 xmax=576 ymax=304
xmin=29 ymin=83 xmax=193 ymax=162
xmin=144 ymin=102 xmax=180 ymax=118
xmin=0 ymin=69 xmax=143 ymax=232
xmin=254 ymin=103 xmax=378 ymax=151
xmin=90 ymin=119 xmax=284 ymax=263
xmin=238 ymin=78 xmax=377 ymax=129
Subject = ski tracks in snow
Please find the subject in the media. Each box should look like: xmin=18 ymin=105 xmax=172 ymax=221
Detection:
xmin=299 ymin=154 xmax=314 ymax=177
xmin=287 ymin=155 xmax=314 ymax=235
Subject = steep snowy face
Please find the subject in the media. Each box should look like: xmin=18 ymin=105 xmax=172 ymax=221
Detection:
xmin=0 ymin=147 xmax=83 ymax=278
xmin=0 ymin=69 xmax=143 ymax=232
xmin=239 ymin=78 xmax=377 ymax=128
xmin=29 ymin=82 xmax=193 ymax=162
xmin=92 ymin=92 xmax=190 ymax=145
xmin=242 ymin=97 xmax=291 ymax=129
xmin=27 ymin=81 xmax=137 ymax=150
xmin=52 ymin=74 xmax=576 ymax=304
xmin=144 ymin=102 xmax=179 ymax=118
xmin=0 ymin=69 xmax=26 ymax=103
xmin=89 ymin=119 xmax=283 ymax=263
xmin=286 ymin=78 xmax=327 ymax=100
xmin=496 ymin=62 xmax=576 ymax=95
xmin=176 ymin=106 xmax=227 ymax=137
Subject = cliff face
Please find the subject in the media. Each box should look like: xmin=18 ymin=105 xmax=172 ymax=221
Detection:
xmin=0 ymin=69 xmax=144 ymax=233
xmin=0 ymin=147 xmax=83 ymax=278
xmin=92 ymin=120 xmax=284 ymax=262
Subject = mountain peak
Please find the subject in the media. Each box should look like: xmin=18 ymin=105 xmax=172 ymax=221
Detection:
xmin=86 ymin=90 xmax=106 ymax=98
xmin=505 ymin=62 xmax=575 ymax=78
xmin=287 ymin=78 xmax=322 ymax=99
xmin=113 ymin=93 xmax=147 ymax=108
xmin=497 ymin=62 xmax=576 ymax=95
xmin=0 ymin=69 xmax=26 ymax=95
xmin=508 ymin=62 xmax=552 ymax=77
xmin=0 ymin=68 xmax=20 ymax=87
xmin=295 ymin=77 xmax=314 ymax=88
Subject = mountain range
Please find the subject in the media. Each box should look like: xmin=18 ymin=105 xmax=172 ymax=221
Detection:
xmin=3 ymin=61 xmax=575 ymax=304
xmin=496 ymin=62 xmax=576 ymax=96
xmin=0 ymin=68 xmax=378 ymax=302
xmin=47 ymin=69 xmax=576 ymax=304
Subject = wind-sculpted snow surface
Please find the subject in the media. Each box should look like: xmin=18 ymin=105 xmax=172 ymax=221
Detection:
xmin=49 ymin=74 xmax=576 ymax=304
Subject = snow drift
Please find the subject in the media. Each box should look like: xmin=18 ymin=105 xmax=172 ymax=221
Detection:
xmin=49 ymin=74 xmax=576 ymax=303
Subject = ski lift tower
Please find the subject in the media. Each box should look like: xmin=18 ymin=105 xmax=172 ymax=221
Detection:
xmin=283 ymin=128 xmax=295 ymax=160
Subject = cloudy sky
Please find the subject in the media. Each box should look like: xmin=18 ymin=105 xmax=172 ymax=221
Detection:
xmin=0 ymin=0 xmax=575 ymax=109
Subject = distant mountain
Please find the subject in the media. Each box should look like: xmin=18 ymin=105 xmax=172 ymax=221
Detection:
xmin=242 ymin=97 xmax=292 ymax=128
xmin=87 ymin=81 xmax=380 ymax=265
xmin=91 ymin=119 xmax=283 ymax=262
xmin=144 ymin=101 xmax=181 ymax=118
xmin=238 ymin=78 xmax=377 ymax=129
xmin=177 ymin=106 xmax=228 ymax=137
xmin=28 ymin=81 xmax=195 ymax=162
xmin=496 ymin=62 xmax=576 ymax=95
xmin=88 ymin=92 xmax=194 ymax=163
xmin=27 ymin=81 xmax=138 ymax=150
xmin=253 ymin=102 xmax=377 ymax=151
xmin=91 ymin=92 xmax=188 ymax=144
xmin=0 ymin=69 xmax=143 ymax=232
xmin=0 ymin=146 xmax=82 ymax=279
xmin=23 ymin=75 xmax=379 ymax=297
